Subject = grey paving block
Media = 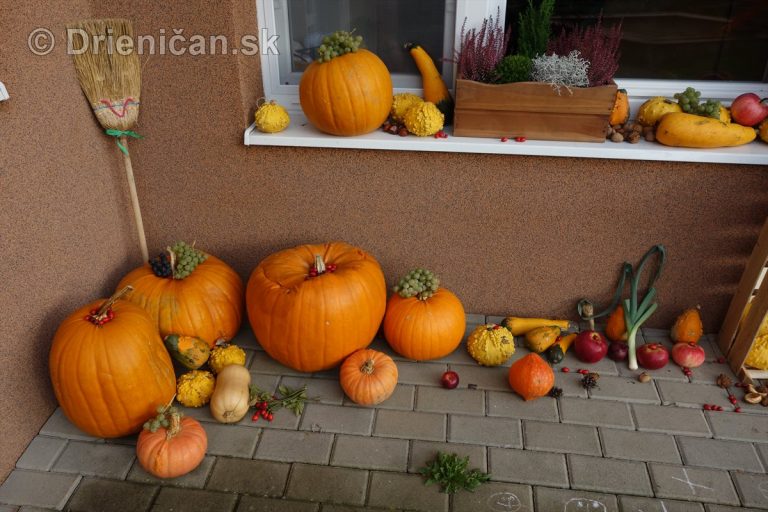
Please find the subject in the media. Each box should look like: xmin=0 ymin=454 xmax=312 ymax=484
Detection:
xmin=331 ymin=435 xmax=408 ymax=471
xmin=415 ymin=386 xmax=485 ymax=415
xmin=588 ymin=375 xmax=661 ymax=404
xmin=67 ymin=478 xmax=155 ymax=512
xmin=487 ymin=391 xmax=559 ymax=422
xmin=204 ymin=423 xmax=260 ymax=458
xmin=255 ymin=430 xmax=333 ymax=464
xmin=127 ymin=456 xmax=215 ymax=488
xmin=396 ymin=361 xmax=448 ymax=386
xmin=731 ymin=471 xmax=768 ymax=509
xmin=448 ymin=415 xmax=522 ymax=448
xmin=523 ymin=421 xmax=601 ymax=455
xmin=342 ymin=384 xmax=414 ymax=410
xmin=439 ymin=341 xmax=480 ymax=366
xmin=560 ymin=397 xmax=634 ymax=429
xmin=648 ymin=464 xmax=739 ymax=505
xmin=704 ymin=506 xmax=764 ymax=512
xmin=677 ymin=436 xmax=764 ymax=472
xmin=555 ymin=370 xmax=588 ymax=398
xmin=237 ymin=405 xmax=301 ymax=430
xmin=706 ymin=410 xmax=768 ymax=442
xmin=489 ymin=447 xmax=568 ymax=487
xmin=632 ymin=404 xmax=711 ymax=436
xmin=0 ymin=470 xmax=80 ymax=510
xmin=0 ymin=506 xmax=17 ymax=512
xmin=452 ymin=482 xmax=533 ymax=512
xmin=280 ymin=376 xmax=345 ymax=405
xmin=619 ymin=496 xmax=705 ymax=511
xmin=656 ymin=381 xmax=732 ymax=409
xmin=408 ymin=440 xmax=487 ymax=473
xmin=206 ymin=458 xmax=290 ymax=497
xmin=151 ymin=486 xmax=237 ymax=512
xmin=15 ymin=436 xmax=67 ymax=471
xmin=444 ymin=363 xmax=509 ymax=390
xmin=600 ymin=428 xmax=681 ymax=464
xmin=236 ymin=495 xmax=319 ymax=512
xmin=249 ymin=351 xmax=306 ymax=376
xmin=533 ymin=486 xmax=619 ymax=512
xmin=757 ymin=443 xmax=768 ymax=469
xmin=366 ymin=337 xmax=409 ymax=361
xmin=688 ymin=361 xmax=737 ymax=386
xmin=39 ymin=409 xmax=101 ymax=442
xmin=52 ymin=441 xmax=135 ymax=479
xmin=643 ymin=328 xmax=672 ymax=340
xmin=299 ymin=404 xmax=374 ymax=435
xmin=285 ymin=464 xmax=368 ymax=506
xmin=559 ymin=349 xmax=620 ymax=376
xmin=230 ymin=326 xmax=261 ymax=350
xmin=320 ymin=506 xmax=394 ymax=512
xmin=249 ymin=373 xmax=282 ymax=394
xmin=367 ymin=472 xmax=448 ymax=512
xmin=179 ymin=405 xmax=218 ymax=424
xmin=618 ymin=357 xmax=689 ymax=382
xmin=467 ymin=313 xmax=486 ymax=324
xmin=374 ymin=409 xmax=445 ymax=441
xmin=696 ymin=334 xmax=725 ymax=361
xmin=569 ymin=454 xmax=652 ymax=496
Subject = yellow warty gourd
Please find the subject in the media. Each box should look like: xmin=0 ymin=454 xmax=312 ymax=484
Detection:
xmin=404 ymin=101 xmax=444 ymax=137
xmin=208 ymin=344 xmax=246 ymax=374
xmin=467 ymin=324 xmax=516 ymax=366
xmin=391 ymin=93 xmax=423 ymax=123
xmin=176 ymin=370 xmax=216 ymax=408
xmin=254 ymin=100 xmax=290 ymax=133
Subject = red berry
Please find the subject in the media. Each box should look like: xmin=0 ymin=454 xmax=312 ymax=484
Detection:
xmin=515 ymin=136 xmax=526 ymax=142
xmin=579 ymin=369 xmax=589 ymax=375
xmin=735 ymin=407 xmax=742 ymax=413
xmin=500 ymin=137 xmax=509 ymax=142
xmin=251 ymin=413 xmax=259 ymax=422
xmin=266 ymin=413 xmax=274 ymax=421
xmin=704 ymin=404 xmax=712 ymax=411
xmin=716 ymin=357 xmax=726 ymax=364
xmin=715 ymin=405 xmax=724 ymax=411
xmin=729 ymin=395 xmax=737 ymax=401
xmin=561 ymin=367 xmax=570 ymax=373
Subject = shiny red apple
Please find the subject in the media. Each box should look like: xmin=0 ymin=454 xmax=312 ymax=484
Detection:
xmin=636 ymin=343 xmax=669 ymax=370
xmin=731 ymin=93 xmax=768 ymax=126
xmin=671 ymin=342 xmax=705 ymax=368
xmin=574 ymin=331 xmax=608 ymax=363
xmin=441 ymin=370 xmax=459 ymax=389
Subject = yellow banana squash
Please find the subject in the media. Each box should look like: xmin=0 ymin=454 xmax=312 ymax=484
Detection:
xmin=656 ymin=113 xmax=756 ymax=148
xmin=405 ymin=43 xmax=453 ymax=123
xmin=503 ymin=316 xmax=573 ymax=336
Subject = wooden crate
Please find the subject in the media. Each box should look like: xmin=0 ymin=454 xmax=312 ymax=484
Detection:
xmin=718 ymin=216 xmax=768 ymax=384
xmin=453 ymin=79 xmax=617 ymax=142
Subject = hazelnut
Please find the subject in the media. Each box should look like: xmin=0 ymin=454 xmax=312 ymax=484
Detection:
xmin=638 ymin=372 xmax=651 ymax=383
xmin=610 ymin=132 xmax=624 ymax=143
xmin=644 ymin=131 xmax=655 ymax=142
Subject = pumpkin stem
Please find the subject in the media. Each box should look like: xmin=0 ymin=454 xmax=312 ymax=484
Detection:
xmin=314 ymin=255 xmax=326 ymax=274
xmin=167 ymin=246 xmax=177 ymax=278
xmin=166 ymin=410 xmax=182 ymax=439
xmin=92 ymin=285 xmax=133 ymax=321
xmin=360 ymin=358 xmax=375 ymax=375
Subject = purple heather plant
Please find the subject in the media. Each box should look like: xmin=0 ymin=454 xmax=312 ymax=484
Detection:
xmin=548 ymin=15 xmax=622 ymax=87
xmin=456 ymin=8 xmax=511 ymax=83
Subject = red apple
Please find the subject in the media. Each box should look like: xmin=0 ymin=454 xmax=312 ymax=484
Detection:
xmin=636 ymin=343 xmax=669 ymax=370
xmin=440 ymin=370 xmax=459 ymax=389
xmin=574 ymin=331 xmax=608 ymax=363
xmin=608 ymin=341 xmax=628 ymax=362
xmin=671 ymin=342 xmax=705 ymax=369
xmin=730 ymin=93 xmax=768 ymax=126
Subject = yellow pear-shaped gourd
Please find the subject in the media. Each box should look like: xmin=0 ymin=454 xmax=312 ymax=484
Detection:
xmin=670 ymin=307 xmax=703 ymax=344
xmin=467 ymin=324 xmax=515 ymax=366
xmin=524 ymin=326 xmax=561 ymax=353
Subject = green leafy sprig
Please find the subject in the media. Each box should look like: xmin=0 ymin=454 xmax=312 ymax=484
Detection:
xmin=249 ymin=384 xmax=310 ymax=416
xmin=419 ymin=452 xmax=491 ymax=494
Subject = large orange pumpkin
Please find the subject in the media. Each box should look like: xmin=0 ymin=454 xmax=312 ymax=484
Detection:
xmin=508 ymin=353 xmax=554 ymax=401
xmin=246 ymin=242 xmax=386 ymax=372
xmin=117 ymin=243 xmax=244 ymax=347
xmin=137 ymin=408 xmax=207 ymax=479
xmin=299 ymin=32 xmax=392 ymax=136
xmin=49 ymin=287 xmax=176 ymax=438
xmin=340 ymin=349 xmax=398 ymax=405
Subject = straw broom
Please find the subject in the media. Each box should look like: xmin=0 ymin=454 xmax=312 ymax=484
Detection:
xmin=68 ymin=19 xmax=148 ymax=261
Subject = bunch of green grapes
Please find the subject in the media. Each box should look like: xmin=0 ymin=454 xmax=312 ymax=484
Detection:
xmin=143 ymin=405 xmax=179 ymax=433
xmin=393 ymin=268 xmax=440 ymax=300
xmin=316 ymin=31 xmax=363 ymax=62
xmin=171 ymin=241 xmax=207 ymax=279
xmin=674 ymin=87 xmax=722 ymax=119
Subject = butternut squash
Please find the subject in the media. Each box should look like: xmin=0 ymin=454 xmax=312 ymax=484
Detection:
xmin=502 ymin=316 xmax=573 ymax=336
xmin=546 ymin=333 xmax=577 ymax=364
xmin=405 ymin=43 xmax=453 ymax=123
xmin=524 ymin=326 xmax=561 ymax=353
xmin=209 ymin=364 xmax=251 ymax=424
xmin=656 ymin=113 xmax=756 ymax=148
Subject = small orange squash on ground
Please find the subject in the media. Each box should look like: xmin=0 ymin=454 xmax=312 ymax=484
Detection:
xmin=605 ymin=305 xmax=628 ymax=342
xmin=340 ymin=349 xmax=398 ymax=406
xmin=609 ymin=89 xmax=629 ymax=125
xmin=508 ymin=353 xmax=554 ymax=401
xmin=383 ymin=268 xmax=466 ymax=361
xmin=671 ymin=306 xmax=703 ymax=344
xmin=137 ymin=406 xmax=207 ymax=479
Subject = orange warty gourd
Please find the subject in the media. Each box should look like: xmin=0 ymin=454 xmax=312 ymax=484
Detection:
xmin=246 ymin=242 xmax=387 ymax=372
xmin=605 ymin=305 xmax=628 ymax=342
xmin=671 ymin=306 xmax=704 ymax=344
xmin=117 ymin=243 xmax=244 ymax=347
xmin=136 ymin=408 xmax=207 ymax=479
xmin=340 ymin=349 xmax=398 ymax=405
xmin=508 ymin=353 xmax=554 ymax=401
xmin=49 ymin=287 xmax=176 ymax=438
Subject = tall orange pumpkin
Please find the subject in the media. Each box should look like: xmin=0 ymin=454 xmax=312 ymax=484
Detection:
xmin=246 ymin=242 xmax=386 ymax=372
xmin=299 ymin=31 xmax=392 ymax=136
xmin=117 ymin=242 xmax=244 ymax=347
xmin=383 ymin=269 xmax=466 ymax=360
xmin=49 ymin=287 xmax=176 ymax=438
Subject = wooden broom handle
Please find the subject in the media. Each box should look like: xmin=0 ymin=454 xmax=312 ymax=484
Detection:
xmin=121 ymin=136 xmax=149 ymax=262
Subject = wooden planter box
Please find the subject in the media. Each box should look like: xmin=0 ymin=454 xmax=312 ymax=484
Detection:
xmin=453 ymin=79 xmax=617 ymax=142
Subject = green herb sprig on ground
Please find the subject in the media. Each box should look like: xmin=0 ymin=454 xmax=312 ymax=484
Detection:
xmin=419 ymin=452 xmax=491 ymax=494
xmin=249 ymin=384 xmax=310 ymax=417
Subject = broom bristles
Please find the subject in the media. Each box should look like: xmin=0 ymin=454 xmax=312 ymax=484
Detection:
xmin=68 ymin=18 xmax=141 ymax=131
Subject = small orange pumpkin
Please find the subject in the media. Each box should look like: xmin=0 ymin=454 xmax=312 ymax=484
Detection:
xmin=508 ymin=353 xmax=554 ymax=401
xmin=609 ymin=89 xmax=630 ymax=125
xmin=340 ymin=349 xmax=398 ymax=406
xmin=136 ymin=407 xmax=207 ymax=479
xmin=605 ymin=305 xmax=628 ymax=342
xmin=671 ymin=306 xmax=703 ymax=344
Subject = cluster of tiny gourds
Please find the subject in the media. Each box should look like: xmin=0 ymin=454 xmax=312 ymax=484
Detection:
xmin=316 ymin=31 xmax=363 ymax=62
xmin=674 ymin=87 xmax=722 ymax=119
xmin=143 ymin=405 xmax=178 ymax=433
xmin=393 ymin=268 xmax=439 ymax=300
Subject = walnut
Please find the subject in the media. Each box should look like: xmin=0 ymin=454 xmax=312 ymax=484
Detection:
xmin=627 ymin=132 xmax=641 ymax=144
xmin=716 ymin=373 xmax=733 ymax=388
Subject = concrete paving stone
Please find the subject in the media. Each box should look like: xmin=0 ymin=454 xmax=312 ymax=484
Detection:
xmin=151 ymin=486 xmax=237 ymax=512
xmin=555 ymin=371 xmax=589 ymax=398
xmin=415 ymin=386 xmax=485 ymax=415
xmin=52 ymin=441 xmax=135 ymax=479
xmin=310 ymin=366 xmax=340 ymax=380
xmin=249 ymin=351 xmax=306 ymax=376
xmin=67 ymin=478 xmax=154 ymax=512
xmin=619 ymin=496 xmax=705 ymax=512
xmin=180 ymin=405 xmax=219 ymax=424
xmin=688 ymin=361 xmax=738 ymax=386
xmin=0 ymin=470 xmax=80 ymax=510
xmin=408 ymin=440 xmax=487 ymax=473
xmin=299 ymin=404 xmax=374 ymax=435
xmin=569 ymin=454 xmax=652 ymax=496
xmin=677 ymin=436 xmax=764 ymax=472
xmin=244 ymin=349 xmax=256 ymax=368
xmin=757 ymin=443 xmax=768 ymax=469
xmin=439 ymin=340 xmax=480 ymax=366
xmin=320 ymin=506 xmax=398 ymax=512
xmin=331 ymin=435 xmax=408 ymax=471
xmin=730 ymin=471 xmax=768 ymax=509
xmin=19 ymin=507 xmax=57 ymax=512
xmin=374 ymin=409 xmax=446 ymax=441
xmin=648 ymin=464 xmax=739 ymax=505
xmin=230 ymin=326 xmax=261 ymax=350
xmin=706 ymin=410 xmax=768 ymax=442
xmin=343 ymin=384 xmax=414 ymax=410
xmin=248 ymin=373 xmax=281 ymax=394
xmin=286 ymin=464 xmax=368 ymax=506
xmin=255 ymin=430 xmax=333 ymax=464
xmin=448 ymin=415 xmax=522 ymax=448
xmin=367 ymin=472 xmax=448 ymax=512
xmin=445 ymin=363 xmax=509 ymax=390
xmin=366 ymin=337 xmax=408 ymax=361
xmin=523 ymin=421 xmax=601 ymax=456
xmin=704 ymin=506 xmax=764 ymax=512
xmin=632 ymin=404 xmax=711 ymax=437
xmin=280 ymin=376 xmax=345 ymax=405
xmin=560 ymin=349 xmax=620 ymax=376
xmin=38 ymin=409 xmax=101 ymax=442
xmin=560 ymin=397 xmax=634 ymax=429
xmin=487 ymin=391 xmax=559 ymax=422
xmin=237 ymin=405 xmax=301 ymax=430
xmin=489 ymin=448 xmax=568 ymax=487
xmin=618 ymin=364 xmax=690 ymax=382
xmin=533 ymin=486 xmax=619 ymax=512
xmin=204 ymin=423 xmax=260 ymax=458
xmin=104 ymin=434 xmax=138 ymax=446
xmin=588 ymin=375 xmax=661 ymax=404
xmin=126 ymin=456 xmax=215 ymax=488
xmin=206 ymin=458 xmax=290 ymax=497
xmin=656 ymin=381 xmax=732 ymax=409
xmin=453 ymin=481 xmax=533 ymax=512
xmin=0 ymin=506 xmax=17 ymax=512
xmin=600 ymin=428 xmax=682 ymax=464
xmin=643 ymin=328 xmax=672 ymax=340
xmin=467 ymin=313 xmax=487 ymax=324
xmin=15 ymin=436 xmax=67 ymax=471
xmin=396 ymin=361 xmax=448 ymax=386
xmin=236 ymin=496 xmax=319 ymax=512
xmin=697 ymin=334 xmax=726 ymax=362
xmin=485 ymin=315 xmax=505 ymax=325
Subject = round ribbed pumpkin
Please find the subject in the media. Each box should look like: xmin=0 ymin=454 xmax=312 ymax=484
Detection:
xmin=117 ymin=245 xmax=244 ymax=347
xmin=340 ymin=349 xmax=398 ymax=405
xmin=49 ymin=287 xmax=176 ymax=438
xmin=137 ymin=409 xmax=207 ymax=479
xmin=299 ymin=37 xmax=392 ymax=136
xmin=508 ymin=353 xmax=554 ymax=401
xmin=246 ymin=242 xmax=387 ymax=372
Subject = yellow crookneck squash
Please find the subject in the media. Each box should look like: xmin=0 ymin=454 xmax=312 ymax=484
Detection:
xmin=405 ymin=43 xmax=454 ymax=123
